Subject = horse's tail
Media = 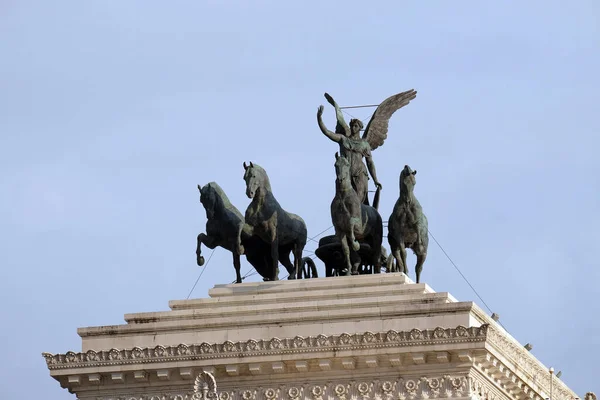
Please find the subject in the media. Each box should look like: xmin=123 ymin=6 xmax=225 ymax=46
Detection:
xmin=372 ymin=186 xmax=381 ymax=211
xmin=300 ymin=257 xmax=318 ymax=279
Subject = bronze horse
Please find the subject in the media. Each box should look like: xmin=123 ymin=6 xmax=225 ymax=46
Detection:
xmin=330 ymin=153 xmax=383 ymax=275
xmin=196 ymin=182 xmax=314 ymax=283
xmin=242 ymin=162 xmax=308 ymax=281
xmin=387 ymin=165 xmax=428 ymax=283
xmin=196 ymin=182 xmax=245 ymax=283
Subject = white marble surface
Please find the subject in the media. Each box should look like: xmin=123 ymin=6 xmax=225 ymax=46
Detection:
xmin=79 ymin=273 xmax=477 ymax=351
xmin=42 ymin=272 xmax=578 ymax=400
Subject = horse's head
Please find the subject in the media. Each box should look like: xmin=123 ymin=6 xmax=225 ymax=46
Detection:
xmin=334 ymin=152 xmax=351 ymax=187
xmin=399 ymin=165 xmax=417 ymax=192
xmin=243 ymin=162 xmax=270 ymax=199
xmin=198 ymin=183 xmax=219 ymax=219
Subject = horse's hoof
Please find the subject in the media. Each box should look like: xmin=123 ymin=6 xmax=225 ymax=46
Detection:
xmin=197 ymin=256 xmax=205 ymax=266
xmin=287 ymin=275 xmax=296 ymax=280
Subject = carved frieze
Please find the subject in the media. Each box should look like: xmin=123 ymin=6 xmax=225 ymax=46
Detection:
xmin=87 ymin=375 xmax=474 ymax=400
xmin=43 ymin=325 xmax=488 ymax=370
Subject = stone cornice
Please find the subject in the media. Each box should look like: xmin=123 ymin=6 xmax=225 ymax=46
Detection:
xmin=486 ymin=327 xmax=578 ymax=400
xmin=43 ymin=324 xmax=488 ymax=371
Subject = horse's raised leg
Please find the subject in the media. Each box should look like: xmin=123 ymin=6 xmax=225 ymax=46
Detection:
xmin=196 ymin=234 xmax=205 ymax=266
xmin=233 ymin=253 xmax=242 ymax=284
xmin=415 ymin=252 xmax=427 ymax=284
xmin=197 ymin=233 xmax=215 ymax=266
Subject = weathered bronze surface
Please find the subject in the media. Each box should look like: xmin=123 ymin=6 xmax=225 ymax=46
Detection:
xmin=317 ymin=90 xmax=416 ymax=205
xmin=196 ymin=88 xmax=425 ymax=284
xmin=387 ymin=165 xmax=429 ymax=283
xmin=242 ymin=162 xmax=308 ymax=281
xmin=328 ymin=152 xmax=383 ymax=276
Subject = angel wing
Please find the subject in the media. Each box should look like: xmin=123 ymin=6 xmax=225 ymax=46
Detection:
xmin=362 ymin=89 xmax=417 ymax=151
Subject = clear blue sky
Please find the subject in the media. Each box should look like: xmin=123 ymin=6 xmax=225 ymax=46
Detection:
xmin=0 ymin=1 xmax=598 ymax=398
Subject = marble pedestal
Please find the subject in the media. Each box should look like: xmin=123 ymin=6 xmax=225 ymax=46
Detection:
xmin=43 ymin=273 xmax=578 ymax=400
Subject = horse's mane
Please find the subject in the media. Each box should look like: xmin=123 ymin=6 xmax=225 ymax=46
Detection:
xmin=206 ymin=182 xmax=243 ymax=219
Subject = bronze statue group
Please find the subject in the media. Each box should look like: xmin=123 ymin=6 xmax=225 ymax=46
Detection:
xmin=196 ymin=90 xmax=429 ymax=284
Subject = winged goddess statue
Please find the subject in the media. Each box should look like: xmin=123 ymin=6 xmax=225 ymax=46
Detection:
xmin=317 ymin=89 xmax=417 ymax=205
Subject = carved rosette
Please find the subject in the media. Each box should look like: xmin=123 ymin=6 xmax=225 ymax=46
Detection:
xmin=241 ymin=390 xmax=256 ymax=400
xmin=424 ymin=377 xmax=443 ymax=398
xmin=333 ymin=383 xmax=350 ymax=400
xmin=356 ymin=382 xmax=372 ymax=398
xmin=264 ymin=388 xmax=280 ymax=400
xmin=309 ymin=385 xmax=325 ymax=400
xmin=381 ymin=380 xmax=396 ymax=398
xmin=287 ymin=386 xmax=302 ymax=400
